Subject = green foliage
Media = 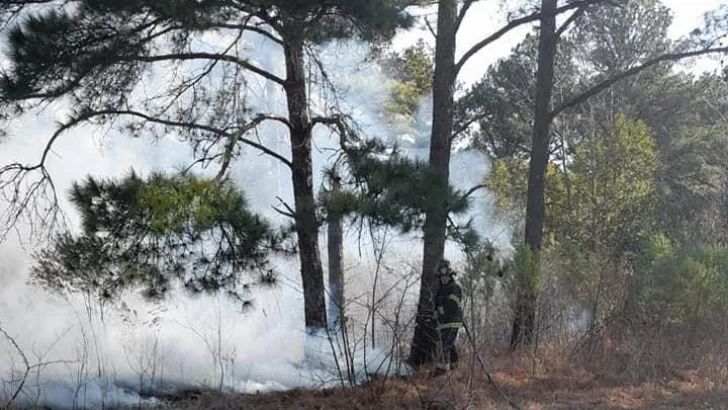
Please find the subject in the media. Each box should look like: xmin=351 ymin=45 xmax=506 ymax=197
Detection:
xmin=633 ymin=235 xmax=728 ymax=324
xmin=279 ymin=0 xmax=417 ymax=44
xmin=0 ymin=1 xmax=414 ymax=112
xmin=485 ymin=158 xmax=562 ymax=234
xmin=570 ymin=0 xmax=673 ymax=75
xmin=473 ymin=0 xmax=728 ymax=332
xmin=512 ymin=242 xmax=542 ymax=296
xmin=455 ymin=32 xmax=577 ymax=159
xmin=321 ymin=139 xmax=471 ymax=231
xmin=486 ymin=116 xmax=659 ymax=313
xmin=317 ymin=132 xmax=477 ymax=249
xmin=380 ymin=39 xmax=434 ymax=117
xmin=476 ymin=0 xmax=728 ymax=251
xmin=555 ymin=115 xmax=659 ymax=252
xmin=455 ymin=35 xmax=538 ymax=159
xmin=0 ymin=0 xmax=419 ymax=326
xmin=484 ymin=159 xmax=527 ymax=216
xmin=31 ymin=171 xmax=292 ymax=303
xmin=654 ymin=74 xmax=728 ymax=242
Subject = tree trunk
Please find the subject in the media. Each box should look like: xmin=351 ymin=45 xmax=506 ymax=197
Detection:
xmin=283 ymin=37 xmax=327 ymax=330
xmin=409 ymin=0 xmax=458 ymax=368
xmin=513 ymin=0 xmax=557 ymax=349
xmin=327 ymin=171 xmax=344 ymax=330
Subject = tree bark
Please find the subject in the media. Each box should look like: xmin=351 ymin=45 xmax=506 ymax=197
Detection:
xmin=513 ymin=0 xmax=557 ymax=350
xmin=283 ymin=37 xmax=327 ymax=330
xmin=409 ymin=0 xmax=458 ymax=368
xmin=327 ymin=171 xmax=344 ymax=330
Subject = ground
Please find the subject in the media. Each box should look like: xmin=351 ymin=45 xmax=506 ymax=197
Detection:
xmin=151 ymin=362 xmax=728 ymax=410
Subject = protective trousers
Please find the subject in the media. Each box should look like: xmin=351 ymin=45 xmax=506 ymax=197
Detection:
xmin=437 ymin=327 xmax=459 ymax=370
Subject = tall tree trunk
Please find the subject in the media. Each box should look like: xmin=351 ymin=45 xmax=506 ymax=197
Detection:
xmin=409 ymin=0 xmax=458 ymax=368
xmin=283 ymin=37 xmax=327 ymax=330
xmin=327 ymin=171 xmax=344 ymax=330
xmin=512 ymin=0 xmax=557 ymax=349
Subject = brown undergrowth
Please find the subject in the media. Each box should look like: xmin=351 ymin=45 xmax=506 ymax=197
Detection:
xmin=147 ymin=347 xmax=728 ymax=410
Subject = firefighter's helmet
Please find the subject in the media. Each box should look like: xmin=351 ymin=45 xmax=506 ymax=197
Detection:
xmin=436 ymin=259 xmax=455 ymax=277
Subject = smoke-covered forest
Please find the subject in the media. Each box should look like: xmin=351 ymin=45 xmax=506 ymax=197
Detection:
xmin=1 ymin=0 xmax=728 ymax=409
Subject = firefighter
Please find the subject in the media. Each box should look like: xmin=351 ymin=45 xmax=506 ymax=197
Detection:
xmin=434 ymin=259 xmax=463 ymax=373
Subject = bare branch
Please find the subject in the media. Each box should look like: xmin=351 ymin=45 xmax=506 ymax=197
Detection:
xmin=273 ymin=196 xmax=296 ymax=218
xmin=272 ymin=206 xmax=295 ymax=219
xmin=213 ymin=22 xmax=284 ymax=45
xmin=463 ymin=184 xmax=487 ymax=200
xmin=310 ymin=114 xmax=352 ymax=145
xmin=216 ymin=113 xmax=292 ymax=180
xmin=425 ymin=16 xmax=437 ymax=39
xmin=451 ymin=112 xmax=489 ymax=141
xmin=456 ymin=0 xmax=476 ymax=32
xmin=555 ymin=6 xmax=587 ymax=38
xmin=552 ymin=46 xmax=728 ymax=117
xmin=0 ymin=107 xmax=291 ymax=241
xmin=96 ymin=109 xmax=293 ymax=168
xmin=132 ymin=52 xmax=285 ymax=85
xmin=454 ymin=0 xmax=612 ymax=76
xmin=260 ymin=115 xmax=292 ymax=130
xmin=182 ymin=154 xmax=224 ymax=176
xmin=1 ymin=323 xmax=29 ymax=407
xmin=310 ymin=114 xmax=344 ymax=128
xmin=0 ymin=112 xmax=96 ymax=240
xmin=154 ymin=26 xmax=245 ymax=115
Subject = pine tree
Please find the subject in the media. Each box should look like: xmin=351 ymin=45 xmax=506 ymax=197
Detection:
xmin=0 ymin=0 xmax=417 ymax=330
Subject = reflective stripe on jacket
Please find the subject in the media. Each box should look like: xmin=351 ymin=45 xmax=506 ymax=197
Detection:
xmin=435 ymin=281 xmax=463 ymax=331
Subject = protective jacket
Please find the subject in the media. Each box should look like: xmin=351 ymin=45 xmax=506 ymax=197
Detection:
xmin=434 ymin=281 xmax=463 ymax=331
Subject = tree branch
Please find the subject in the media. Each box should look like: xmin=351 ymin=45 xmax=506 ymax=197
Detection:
xmin=213 ymin=23 xmax=283 ymax=45
xmin=454 ymin=0 xmax=612 ymax=76
xmin=552 ymin=46 xmax=728 ymax=117
xmin=310 ymin=114 xmax=344 ymax=128
xmin=0 ymin=110 xmax=100 ymax=238
xmin=273 ymin=196 xmax=296 ymax=219
xmin=132 ymin=52 xmax=285 ymax=85
xmin=259 ymin=115 xmax=292 ymax=130
xmin=425 ymin=16 xmax=437 ymax=39
xmin=463 ymin=184 xmax=487 ymax=200
xmin=452 ymin=111 xmax=489 ymax=141
xmin=1 ymin=323 xmax=30 ymax=407
xmin=0 ymin=112 xmax=92 ymax=241
xmin=310 ymin=114 xmax=349 ymax=137
xmin=216 ymin=114 xmax=291 ymax=180
xmin=555 ymin=5 xmax=587 ymax=38
xmin=100 ymin=109 xmax=293 ymax=168
xmin=456 ymin=0 xmax=476 ymax=33
xmin=0 ymin=107 xmax=291 ymax=239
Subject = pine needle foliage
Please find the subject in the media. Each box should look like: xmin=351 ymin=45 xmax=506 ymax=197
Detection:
xmin=31 ymin=171 xmax=292 ymax=304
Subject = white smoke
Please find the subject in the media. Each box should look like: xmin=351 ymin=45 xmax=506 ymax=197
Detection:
xmin=0 ymin=22 xmax=506 ymax=410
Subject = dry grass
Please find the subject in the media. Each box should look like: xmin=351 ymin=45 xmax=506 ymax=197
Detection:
xmin=142 ymin=351 xmax=728 ymax=410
